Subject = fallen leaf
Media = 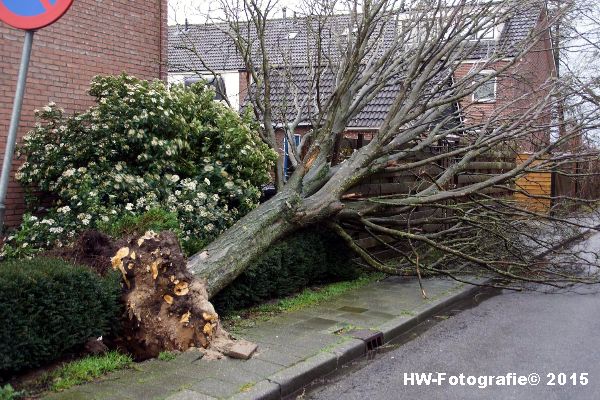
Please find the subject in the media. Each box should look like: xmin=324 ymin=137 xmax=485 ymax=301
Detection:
xmin=163 ymin=295 xmax=173 ymax=305
xmin=203 ymin=323 xmax=213 ymax=335
xmin=130 ymin=251 xmax=136 ymax=260
xmin=174 ymin=281 xmax=189 ymax=296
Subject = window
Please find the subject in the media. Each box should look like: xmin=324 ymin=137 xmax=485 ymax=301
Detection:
xmin=472 ymin=71 xmax=496 ymax=103
xmin=184 ymin=76 xmax=227 ymax=101
xmin=470 ymin=17 xmax=496 ymax=41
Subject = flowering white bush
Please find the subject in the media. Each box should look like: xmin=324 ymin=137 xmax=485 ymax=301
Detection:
xmin=2 ymin=74 xmax=277 ymax=258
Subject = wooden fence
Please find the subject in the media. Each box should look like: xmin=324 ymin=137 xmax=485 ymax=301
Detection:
xmin=341 ymin=144 xmax=517 ymax=249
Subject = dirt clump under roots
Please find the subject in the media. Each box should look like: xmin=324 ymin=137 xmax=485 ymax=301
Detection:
xmin=55 ymin=230 xmax=249 ymax=361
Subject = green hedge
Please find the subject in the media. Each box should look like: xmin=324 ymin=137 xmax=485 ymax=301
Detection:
xmin=212 ymin=227 xmax=360 ymax=313
xmin=0 ymin=258 xmax=122 ymax=374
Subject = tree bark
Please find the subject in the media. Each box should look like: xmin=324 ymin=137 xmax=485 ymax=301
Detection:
xmin=188 ymin=181 xmax=302 ymax=297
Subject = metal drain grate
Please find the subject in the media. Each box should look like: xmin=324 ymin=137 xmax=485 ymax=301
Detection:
xmin=348 ymin=329 xmax=384 ymax=351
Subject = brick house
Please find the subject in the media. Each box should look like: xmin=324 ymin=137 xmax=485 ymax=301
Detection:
xmin=169 ymin=5 xmax=555 ymax=179
xmin=0 ymin=0 xmax=168 ymax=226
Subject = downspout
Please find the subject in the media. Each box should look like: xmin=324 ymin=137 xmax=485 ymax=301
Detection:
xmin=159 ymin=0 xmax=164 ymax=80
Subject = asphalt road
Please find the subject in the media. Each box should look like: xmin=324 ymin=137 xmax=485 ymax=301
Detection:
xmin=306 ymin=234 xmax=600 ymax=400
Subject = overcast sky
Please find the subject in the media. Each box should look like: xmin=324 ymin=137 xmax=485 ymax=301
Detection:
xmin=168 ymin=0 xmax=296 ymax=25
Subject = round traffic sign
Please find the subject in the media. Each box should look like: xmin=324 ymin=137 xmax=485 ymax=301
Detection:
xmin=0 ymin=0 xmax=74 ymax=30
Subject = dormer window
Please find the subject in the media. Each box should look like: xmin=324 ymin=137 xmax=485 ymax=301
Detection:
xmin=470 ymin=17 xmax=497 ymax=41
xmin=472 ymin=70 xmax=496 ymax=103
xmin=184 ymin=76 xmax=228 ymax=101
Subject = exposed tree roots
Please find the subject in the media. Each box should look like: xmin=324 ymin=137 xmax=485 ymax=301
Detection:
xmin=56 ymin=230 xmax=244 ymax=361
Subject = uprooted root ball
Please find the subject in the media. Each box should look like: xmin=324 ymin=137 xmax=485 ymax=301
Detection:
xmin=109 ymin=231 xmax=232 ymax=359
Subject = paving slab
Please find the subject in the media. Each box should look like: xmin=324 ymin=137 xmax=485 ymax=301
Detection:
xmin=45 ymin=276 xmax=486 ymax=400
xmin=166 ymin=390 xmax=217 ymax=400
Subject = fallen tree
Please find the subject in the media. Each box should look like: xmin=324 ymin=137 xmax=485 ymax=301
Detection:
xmin=174 ymin=0 xmax=600 ymax=297
xmin=5 ymin=0 xmax=600 ymax=355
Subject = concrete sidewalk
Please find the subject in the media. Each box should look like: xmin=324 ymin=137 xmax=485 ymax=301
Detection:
xmin=46 ymin=276 xmax=485 ymax=400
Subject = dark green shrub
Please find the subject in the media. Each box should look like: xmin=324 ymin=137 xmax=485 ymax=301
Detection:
xmin=212 ymin=227 xmax=360 ymax=313
xmin=0 ymin=258 xmax=122 ymax=374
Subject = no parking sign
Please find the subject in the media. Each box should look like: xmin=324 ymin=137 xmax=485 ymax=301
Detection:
xmin=0 ymin=0 xmax=75 ymax=230
xmin=0 ymin=0 xmax=74 ymax=30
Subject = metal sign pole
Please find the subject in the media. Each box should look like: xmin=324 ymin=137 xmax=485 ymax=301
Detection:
xmin=0 ymin=30 xmax=35 ymax=232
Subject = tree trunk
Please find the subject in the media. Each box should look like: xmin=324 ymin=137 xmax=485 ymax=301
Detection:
xmin=188 ymin=152 xmax=371 ymax=298
xmin=188 ymin=184 xmax=302 ymax=297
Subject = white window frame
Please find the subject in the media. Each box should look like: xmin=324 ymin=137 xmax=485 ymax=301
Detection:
xmin=472 ymin=70 xmax=497 ymax=103
xmin=468 ymin=17 xmax=497 ymax=41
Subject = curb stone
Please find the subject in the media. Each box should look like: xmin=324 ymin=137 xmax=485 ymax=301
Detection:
xmin=227 ymin=380 xmax=280 ymax=400
xmin=267 ymin=352 xmax=338 ymax=398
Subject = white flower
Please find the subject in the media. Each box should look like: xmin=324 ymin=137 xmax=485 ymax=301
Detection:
xmin=225 ymin=181 xmax=235 ymax=189
xmin=204 ymin=178 xmax=211 ymax=186
xmin=43 ymin=106 xmax=52 ymax=112
xmin=58 ymin=206 xmax=71 ymax=214
xmin=50 ymin=227 xmax=64 ymax=234
xmin=182 ymin=180 xmax=197 ymax=191
xmin=204 ymin=165 xmax=214 ymax=172
xmin=125 ymin=203 xmax=134 ymax=211
xmin=170 ymin=175 xmax=180 ymax=183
